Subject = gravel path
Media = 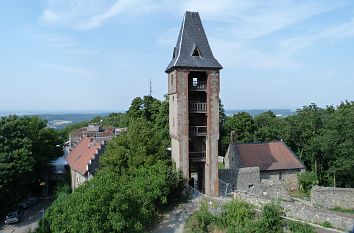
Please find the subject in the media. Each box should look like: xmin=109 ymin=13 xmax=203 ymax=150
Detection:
xmin=151 ymin=197 xmax=201 ymax=233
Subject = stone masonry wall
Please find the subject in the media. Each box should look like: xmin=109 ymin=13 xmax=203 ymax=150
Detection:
xmin=219 ymin=168 xmax=290 ymax=200
xmin=234 ymin=191 xmax=354 ymax=231
xmin=219 ymin=167 xmax=260 ymax=191
xmin=261 ymin=169 xmax=300 ymax=192
xmin=311 ymin=185 xmax=354 ymax=209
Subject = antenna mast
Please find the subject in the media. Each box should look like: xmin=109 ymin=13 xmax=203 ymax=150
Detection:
xmin=149 ymin=78 xmax=152 ymax=96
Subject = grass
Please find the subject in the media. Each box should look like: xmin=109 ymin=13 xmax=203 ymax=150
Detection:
xmin=320 ymin=221 xmax=333 ymax=228
xmin=330 ymin=206 xmax=354 ymax=215
xmin=285 ymin=219 xmax=316 ymax=233
xmin=289 ymin=190 xmax=310 ymax=199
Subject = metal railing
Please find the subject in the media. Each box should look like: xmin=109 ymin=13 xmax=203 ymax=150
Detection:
xmin=189 ymin=126 xmax=207 ymax=136
xmin=189 ymin=151 xmax=206 ymax=161
xmin=189 ymin=102 xmax=207 ymax=112
xmin=218 ymin=179 xmax=232 ymax=198
xmin=190 ymin=81 xmax=207 ymax=90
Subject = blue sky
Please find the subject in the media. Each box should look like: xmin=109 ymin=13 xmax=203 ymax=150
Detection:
xmin=1 ymin=0 xmax=354 ymax=112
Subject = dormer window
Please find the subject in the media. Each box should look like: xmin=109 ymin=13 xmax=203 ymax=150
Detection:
xmin=192 ymin=47 xmax=202 ymax=57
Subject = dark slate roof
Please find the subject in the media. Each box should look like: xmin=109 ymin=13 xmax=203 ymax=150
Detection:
xmin=165 ymin=11 xmax=222 ymax=73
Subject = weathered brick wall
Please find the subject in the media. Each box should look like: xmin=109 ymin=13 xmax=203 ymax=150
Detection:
xmin=311 ymin=185 xmax=354 ymax=209
xmin=206 ymin=70 xmax=220 ymax=196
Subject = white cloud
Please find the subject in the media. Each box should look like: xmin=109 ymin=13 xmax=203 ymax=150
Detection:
xmin=158 ymin=0 xmax=350 ymax=70
xmin=279 ymin=18 xmax=354 ymax=53
xmin=41 ymin=63 xmax=94 ymax=76
xmin=41 ymin=9 xmax=60 ymax=24
xmin=40 ymin=0 xmax=159 ymax=29
xmin=78 ymin=0 xmax=158 ymax=29
xmin=157 ymin=27 xmax=179 ymax=46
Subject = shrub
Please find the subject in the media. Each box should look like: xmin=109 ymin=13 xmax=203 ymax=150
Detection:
xmin=298 ymin=171 xmax=318 ymax=193
xmin=185 ymin=202 xmax=216 ymax=233
xmin=217 ymin=199 xmax=256 ymax=233
xmin=257 ymin=201 xmax=284 ymax=233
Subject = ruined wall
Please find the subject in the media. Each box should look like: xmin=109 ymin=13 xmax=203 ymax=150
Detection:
xmin=311 ymin=185 xmax=354 ymax=209
xmin=234 ymin=191 xmax=354 ymax=231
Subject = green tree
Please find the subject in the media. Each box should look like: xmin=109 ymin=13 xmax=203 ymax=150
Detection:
xmin=127 ymin=96 xmax=161 ymax=123
xmin=257 ymin=201 xmax=284 ymax=233
xmin=254 ymin=111 xmax=288 ymax=142
xmin=298 ymin=171 xmax=318 ymax=193
xmin=219 ymin=199 xmax=256 ymax=233
xmin=0 ymin=115 xmax=62 ymax=215
xmin=100 ymin=117 xmax=168 ymax=173
xmin=221 ymin=112 xmax=256 ymax=151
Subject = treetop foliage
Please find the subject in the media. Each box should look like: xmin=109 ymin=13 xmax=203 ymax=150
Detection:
xmin=221 ymin=101 xmax=354 ymax=187
xmin=0 ymin=115 xmax=62 ymax=216
xmin=39 ymin=95 xmax=183 ymax=233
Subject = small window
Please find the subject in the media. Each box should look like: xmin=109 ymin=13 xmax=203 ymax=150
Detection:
xmin=192 ymin=47 xmax=202 ymax=57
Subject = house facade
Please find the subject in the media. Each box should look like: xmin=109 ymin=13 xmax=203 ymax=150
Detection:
xmin=67 ymin=137 xmax=104 ymax=190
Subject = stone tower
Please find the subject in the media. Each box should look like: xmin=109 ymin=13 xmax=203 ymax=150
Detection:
xmin=165 ymin=11 xmax=222 ymax=196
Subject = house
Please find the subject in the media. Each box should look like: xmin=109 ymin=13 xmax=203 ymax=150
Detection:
xmin=221 ymin=131 xmax=305 ymax=194
xmin=69 ymin=124 xmax=116 ymax=149
xmin=66 ymin=137 xmax=104 ymax=190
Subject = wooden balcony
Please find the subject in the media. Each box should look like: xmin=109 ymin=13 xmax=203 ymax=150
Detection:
xmin=189 ymin=152 xmax=206 ymax=162
xmin=189 ymin=126 xmax=207 ymax=136
xmin=189 ymin=102 xmax=207 ymax=113
xmin=190 ymin=81 xmax=207 ymax=91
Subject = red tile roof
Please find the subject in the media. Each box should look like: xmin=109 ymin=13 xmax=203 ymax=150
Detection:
xmin=235 ymin=141 xmax=305 ymax=171
xmin=66 ymin=137 xmax=103 ymax=175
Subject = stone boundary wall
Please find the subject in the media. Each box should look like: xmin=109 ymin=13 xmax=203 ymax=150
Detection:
xmin=311 ymin=185 xmax=354 ymax=209
xmin=234 ymin=191 xmax=354 ymax=231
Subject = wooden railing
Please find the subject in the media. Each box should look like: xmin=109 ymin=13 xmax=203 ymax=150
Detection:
xmin=189 ymin=151 xmax=206 ymax=161
xmin=189 ymin=102 xmax=207 ymax=112
xmin=189 ymin=126 xmax=207 ymax=136
xmin=191 ymin=81 xmax=207 ymax=90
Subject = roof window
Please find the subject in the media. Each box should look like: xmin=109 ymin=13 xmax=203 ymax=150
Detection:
xmin=192 ymin=47 xmax=202 ymax=57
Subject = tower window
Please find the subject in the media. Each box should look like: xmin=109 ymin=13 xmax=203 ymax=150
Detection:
xmin=192 ymin=47 xmax=202 ymax=57
xmin=192 ymin=78 xmax=198 ymax=87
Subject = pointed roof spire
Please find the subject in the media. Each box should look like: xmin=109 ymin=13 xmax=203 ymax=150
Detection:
xmin=165 ymin=11 xmax=222 ymax=73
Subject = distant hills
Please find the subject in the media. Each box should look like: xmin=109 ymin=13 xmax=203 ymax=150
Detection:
xmin=0 ymin=109 xmax=294 ymax=130
xmin=225 ymin=109 xmax=295 ymax=117
xmin=39 ymin=113 xmax=110 ymax=129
